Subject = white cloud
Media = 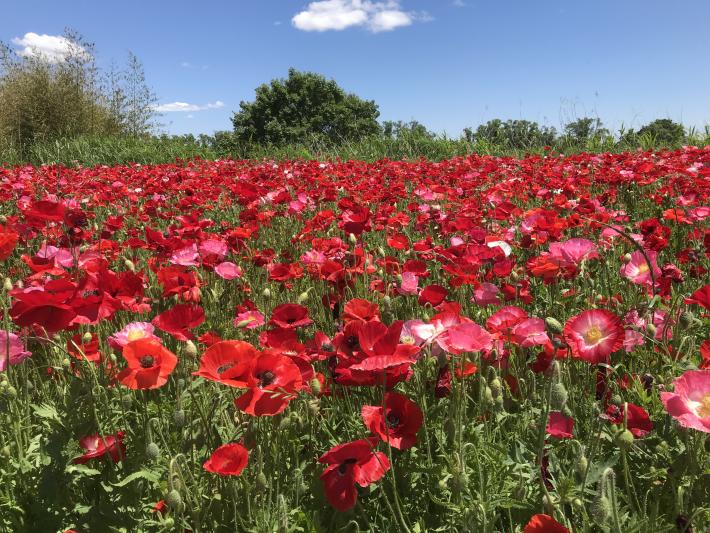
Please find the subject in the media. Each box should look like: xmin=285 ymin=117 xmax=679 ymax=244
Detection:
xmin=11 ymin=32 xmax=87 ymax=63
xmin=453 ymin=0 xmax=466 ymax=6
xmin=154 ymin=101 xmax=224 ymax=113
xmin=292 ymin=0 xmax=422 ymax=33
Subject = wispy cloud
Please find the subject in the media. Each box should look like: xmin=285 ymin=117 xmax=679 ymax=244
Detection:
xmin=180 ymin=61 xmax=209 ymax=70
xmin=11 ymin=32 xmax=87 ymax=63
xmin=452 ymin=0 xmax=466 ymax=7
xmin=154 ymin=101 xmax=224 ymax=113
xmin=292 ymin=1 xmax=427 ymax=33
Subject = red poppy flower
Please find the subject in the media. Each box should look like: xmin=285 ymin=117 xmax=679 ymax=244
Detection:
xmin=73 ymin=431 xmax=126 ymax=464
xmin=524 ymin=514 xmax=569 ymax=533
xmin=361 ymin=392 xmax=423 ymax=450
xmin=602 ymin=402 xmax=653 ymax=438
xmin=268 ymin=303 xmax=313 ymax=329
xmin=193 ymin=340 xmax=257 ymax=387
xmin=546 ymin=411 xmax=574 ymax=439
xmin=67 ymin=333 xmax=102 ymax=363
xmin=0 ymin=225 xmax=19 ymax=260
xmin=233 ymin=350 xmax=303 ymax=416
xmin=152 ymin=303 xmax=205 ymax=341
xmin=117 ymin=339 xmax=178 ymax=389
xmin=342 ymin=298 xmax=380 ymax=324
xmin=10 ymin=289 xmax=77 ymax=334
xmin=319 ymin=438 xmax=389 ymax=511
xmin=685 ymin=284 xmax=710 ymax=312
xmin=418 ymin=284 xmax=448 ymax=307
xmin=563 ymin=309 xmax=624 ymax=363
xmin=203 ymin=443 xmax=249 ymax=476
xmin=351 ymin=320 xmax=419 ymax=372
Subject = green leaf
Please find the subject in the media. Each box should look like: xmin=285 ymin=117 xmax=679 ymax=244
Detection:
xmin=66 ymin=464 xmax=102 ymax=477
xmin=112 ymin=469 xmax=160 ymax=487
xmin=30 ymin=403 xmax=63 ymax=426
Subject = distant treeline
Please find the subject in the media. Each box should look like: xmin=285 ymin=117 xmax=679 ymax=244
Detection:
xmin=1 ymin=32 xmax=707 ymax=166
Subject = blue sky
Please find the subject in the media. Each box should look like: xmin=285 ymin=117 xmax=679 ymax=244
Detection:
xmin=3 ymin=0 xmax=709 ymax=136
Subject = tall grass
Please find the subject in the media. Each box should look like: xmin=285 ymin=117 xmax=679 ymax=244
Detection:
xmin=1 ymin=127 xmax=709 ymax=167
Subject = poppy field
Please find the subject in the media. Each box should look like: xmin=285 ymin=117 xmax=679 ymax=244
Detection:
xmin=1 ymin=148 xmax=709 ymax=532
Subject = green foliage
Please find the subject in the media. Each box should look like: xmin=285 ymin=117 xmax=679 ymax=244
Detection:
xmin=0 ymin=29 xmax=157 ymax=156
xmin=623 ymin=119 xmax=687 ymax=148
xmin=231 ymin=68 xmax=381 ymax=145
xmin=471 ymin=119 xmax=557 ymax=150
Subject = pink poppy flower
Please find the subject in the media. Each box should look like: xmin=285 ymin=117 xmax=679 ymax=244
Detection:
xmin=108 ymin=322 xmax=160 ymax=349
xmin=215 ymin=261 xmax=243 ymax=280
xmin=563 ymin=309 xmax=624 ymax=363
xmin=199 ymin=239 xmax=228 ymax=260
xmin=549 ymin=238 xmax=599 ymax=265
xmin=234 ymin=310 xmax=265 ymax=329
xmin=472 ymin=283 xmax=501 ymax=306
xmin=170 ymin=244 xmax=200 ymax=266
xmin=0 ymin=331 xmax=32 ymax=371
xmin=512 ymin=318 xmax=549 ymax=348
xmin=620 ymin=249 xmax=661 ymax=285
xmin=546 ymin=411 xmax=574 ymax=439
xmin=399 ymin=271 xmax=419 ymax=296
xmin=660 ymin=370 xmax=710 ymax=433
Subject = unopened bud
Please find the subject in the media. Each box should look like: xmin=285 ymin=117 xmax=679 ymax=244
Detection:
xmin=679 ymin=311 xmax=694 ymax=329
xmin=262 ymin=288 xmax=271 ymax=299
xmin=146 ymin=442 xmax=160 ymax=460
xmin=645 ymin=323 xmax=657 ymax=336
xmin=622 ymin=253 xmax=632 ymax=264
xmin=550 ymin=382 xmax=568 ymax=410
xmin=255 ymin=472 xmax=268 ymax=492
xmin=545 ymin=317 xmax=564 ymax=334
xmin=173 ymin=409 xmax=186 ymax=428
xmin=489 ymin=377 xmax=502 ymax=399
xmin=348 ymin=233 xmax=357 ymax=244
xmin=297 ymin=291 xmax=310 ymax=304
xmin=124 ymin=259 xmax=136 ymax=272
xmin=309 ymin=377 xmax=322 ymax=395
xmin=183 ymin=340 xmax=197 ymax=358
xmin=615 ymin=429 xmax=634 ymax=450
xmin=3 ymin=278 xmax=12 ymax=291
xmin=590 ymin=495 xmax=611 ymax=523
xmin=82 ymin=332 xmax=93 ymax=343
xmin=165 ymin=489 xmax=183 ymax=511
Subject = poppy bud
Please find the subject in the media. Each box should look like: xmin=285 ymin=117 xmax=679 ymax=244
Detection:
xmin=262 ymin=288 xmax=271 ymax=299
xmin=82 ymin=331 xmax=93 ymax=343
xmin=572 ymin=497 xmax=584 ymax=510
xmin=348 ymin=233 xmax=357 ymax=244
xmin=121 ymin=395 xmax=133 ymax=409
xmin=278 ymin=416 xmax=291 ymax=431
xmin=2 ymin=278 xmax=12 ymax=291
xmin=610 ymin=394 xmax=622 ymax=406
xmin=62 ymin=358 xmax=71 ymax=368
xmin=109 ymin=353 xmax=117 ymax=363
xmin=173 ymin=409 xmax=186 ymax=428
xmin=235 ymin=319 xmax=253 ymax=328
xmin=382 ymin=295 xmax=391 ymax=309
xmin=297 ymin=290 xmax=310 ymax=304
xmin=615 ymin=429 xmax=634 ymax=450
xmin=255 ymin=472 xmax=268 ymax=492
xmin=550 ymin=382 xmax=568 ymax=410
xmin=678 ymin=311 xmax=694 ymax=329
xmin=510 ymin=270 xmax=520 ymax=281
xmin=437 ymin=477 xmax=448 ymax=491
xmin=1 ymin=445 xmax=10 ymax=458
xmin=622 ymin=253 xmax=632 ymax=264
xmin=512 ymin=480 xmax=526 ymax=500
xmin=183 ymin=341 xmax=197 ymax=358
xmin=165 ymin=489 xmax=183 ymax=512
xmin=645 ymin=323 xmax=657 ymax=336
xmin=590 ymin=495 xmax=611 ymax=523
xmin=545 ymin=317 xmax=564 ymax=334
xmin=146 ymin=442 xmax=160 ymax=460
xmin=377 ymin=246 xmax=386 ymax=257
xmin=484 ymin=386 xmax=495 ymax=407
xmin=124 ymin=259 xmax=136 ymax=272
xmin=489 ymin=377 xmax=502 ymax=399
xmin=0 ymin=215 xmax=5 ymax=223
xmin=576 ymin=454 xmax=588 ymax=480
xmin=4 ymin=386 xmax=16 ymax=398
xmin=309 ymin=377 xmax=322 ymax=395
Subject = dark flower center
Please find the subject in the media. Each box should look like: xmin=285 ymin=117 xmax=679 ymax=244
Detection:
xmin=140 ymin=356 xmax=155 ymax=368
xmin=338 ymin=458 xmax=357 ymax=475
xmin=286 ymin=318 xmax=296 ymax=324
xmin=386 ymin=413 xmax=400 ymax=428
xmin=257 ymin=370 xmax=276 ymax=387
xmin=346 ymin=336 xmax=359 ymax=349
xmin=217 ymin=363 xmax=234 ymax=375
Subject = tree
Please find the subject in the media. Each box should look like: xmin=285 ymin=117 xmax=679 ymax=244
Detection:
xmin=232 ymin=69 xmax=381 ymax=145
xmin=472 ymin=119 xmax=556 ymax=149
xmin=635 ymin=119 xmax=685 ymax=146
xmin=562 ymin=117 xmax=609 ymax=144
xmin=382 ymin=120 xmax=434 ymax=140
